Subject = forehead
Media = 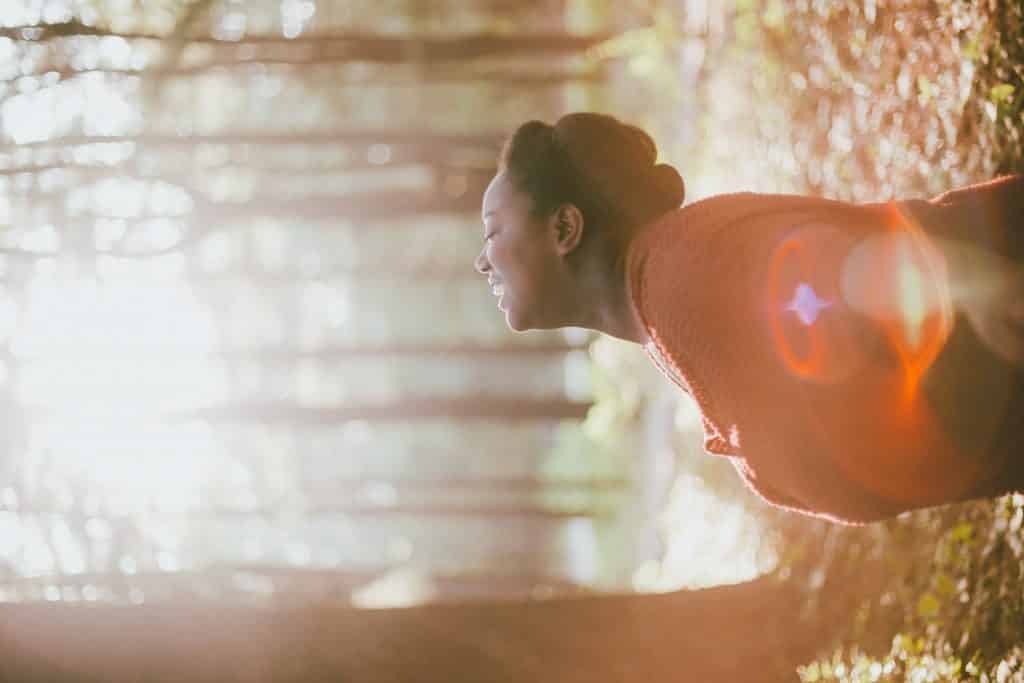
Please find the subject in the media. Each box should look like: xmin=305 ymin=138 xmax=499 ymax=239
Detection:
xmin=481 ymin=172 xmax=526 ymax=220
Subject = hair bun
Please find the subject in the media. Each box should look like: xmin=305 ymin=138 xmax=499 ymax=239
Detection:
xmin=651 ymin=163 xmax=685 ymax=208
xmin=500 ymin=113 xmax=686 ymax=245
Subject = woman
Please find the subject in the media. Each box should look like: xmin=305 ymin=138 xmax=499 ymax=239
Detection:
xmin=475 ymin=112 xmax=1023 ymax=524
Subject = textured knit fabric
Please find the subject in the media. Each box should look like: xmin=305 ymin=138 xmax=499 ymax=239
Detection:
xmin=627 ymin=176 xmax=1023 ymax=524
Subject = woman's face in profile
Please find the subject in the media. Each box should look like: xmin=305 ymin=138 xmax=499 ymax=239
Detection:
xmin=476 ymin=172 xmax=562 ymax=331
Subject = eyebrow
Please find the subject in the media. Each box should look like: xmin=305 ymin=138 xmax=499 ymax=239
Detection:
xmin=481 ymin=206 xmax=501 ymax=221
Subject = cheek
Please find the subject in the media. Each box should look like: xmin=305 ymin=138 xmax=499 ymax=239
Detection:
xmin=507 ymin=261 xmax=554 ymax=327
xmin=491 ymin=235 xmax=548 ymax=307
xmin=490 ymin=242 xmax=521 ymax=283
xmin=501 ymin=252 xmax=536 ymax=300
xmin=483 ymin=241 xmax=503 ymax=273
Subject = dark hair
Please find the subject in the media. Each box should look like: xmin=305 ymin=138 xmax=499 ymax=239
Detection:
xmin=497 ymin=112 xmax=685 ymax=255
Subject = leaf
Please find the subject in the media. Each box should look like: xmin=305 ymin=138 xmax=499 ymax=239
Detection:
xmin=951 ymin=522 xmax=973 ymax=543
xmin=916 ymin=593 xmax=940 ymax=618
xmin=989 ymin=83 xmax=1016 ymax=105
xmin=935 ymin=572 xmax=956 ymax=598
xmin=963 ymin=34 xmax=981 ymax=61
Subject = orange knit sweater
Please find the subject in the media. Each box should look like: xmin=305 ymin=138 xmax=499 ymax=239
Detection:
xmin=627 ymin=181 xmax=1023 ymax=524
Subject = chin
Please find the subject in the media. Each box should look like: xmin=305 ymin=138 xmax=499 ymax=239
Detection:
xmin=505 ymin=307 xmax=558 ymax=333
xmin=504 ymin=309 xmax=532 ymax=332
xmin=503 ymin=303 xmax=540 ymax=332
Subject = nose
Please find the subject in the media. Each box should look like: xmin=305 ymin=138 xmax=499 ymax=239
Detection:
xmin=474 ymin=247 xmax=490 ymax=275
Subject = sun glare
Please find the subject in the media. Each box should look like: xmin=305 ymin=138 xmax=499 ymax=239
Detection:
xmin=10 ymin=267 xmax=230 ymax=514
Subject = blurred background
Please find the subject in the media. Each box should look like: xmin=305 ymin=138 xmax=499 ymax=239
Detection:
xmin=1 ymin=1 xmax=1023 ymax=678
xmin=0 ymin=0 xmax=789 ymax=610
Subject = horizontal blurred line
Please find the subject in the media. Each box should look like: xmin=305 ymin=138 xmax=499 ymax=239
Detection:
xmin=0 ymin=262 xmax=484 ymax=279
xmin=188 ymin=266 xmax=486 ymax=282
xmin=0 ymin=160 xmax=497 ymax=178
xmin=5 ymin=185 xmax=493 ymax=224
xmin=8 ymin=63 xmax=604 ymax=84
xmin=0 ymin=503 xmax=613 ymax=520
xmin=1 ymin=566 xmax=592 ymax=592
xmin=6 ymin=343 xmax=592 ymax=362
xmin=1 ymin=190 xmax=486 ymax=237
xmin=10 ymin=130 xmax=505 ymax=149
xmin=4 ymin=22 xmax=613 ymax=57
xmin=194 ymin=185 xmax=491 ymax=221
xmin=304 ymin=476 xmax=630 ymax=493
xmin=172 ymin=398 xmax=592 ymax=422
xmin=210 ymin=342 xmax=589 ymax=360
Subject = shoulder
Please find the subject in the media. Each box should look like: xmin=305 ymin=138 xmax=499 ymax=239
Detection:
xmin=625 ymin=194 xmax=747 ymax=270
xmin=632 ymin=190 xmax=876 ymax=250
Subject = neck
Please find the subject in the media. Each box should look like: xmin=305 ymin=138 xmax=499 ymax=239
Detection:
xmin=568 ymin=258 xmax=649 ymax=345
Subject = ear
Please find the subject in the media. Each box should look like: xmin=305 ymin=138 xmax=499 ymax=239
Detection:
xmin=549 ymin=203 xmax=584 ymax=256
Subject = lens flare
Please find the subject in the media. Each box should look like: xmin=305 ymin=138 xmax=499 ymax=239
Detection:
xmin=770 ymin=236 xmax=825 ymax=379
xmin=765 ymin=206 xmax=976 ymax=505
xmin=768 ymin=204 xmax=953 ymax=403
xmin=838 ymin=202 xmax=954 ymax=404
xmin=786 ymin=283 xmax=832 ymax=326
xmin=768 ymin=223 xmax=871 ymax=383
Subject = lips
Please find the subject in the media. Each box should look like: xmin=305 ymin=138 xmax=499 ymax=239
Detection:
xmin=488 ymin=280 xmax=506 ymax=310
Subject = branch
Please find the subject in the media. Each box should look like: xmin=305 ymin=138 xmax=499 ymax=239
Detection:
xmin=5 ymin=62 xmax=601 ymax=85
xmin=170 ymin=397 xmax=592 ymax=422
xmin=0 ymin=186 xmax=486 ymax=265
xmin=185 ymin=264 xmax=485 ymax=283
xmin=0 ymin=21 xmax=119 ymax=41
xmin=3 ymin=21 xmax=613 ymax=59
xmin=3 ymin=500 xmax=609 ymax=520
xmin=193 ymin=191 xmax=485 ymax=223
xmin=302 ymin=475 xmax=629 ymax=494
xmin=10 ymin=129 xmax=505 ymax=151
xmin=1 ymin=565 xmax=592 ymax=597
xmin=0 ymin=173 xmax=489 ymax=263
xmin=6 ymin=189 xmax=484 ymax=233
xmin=0 ymin=164 xmax=129 ymax=177
xmin=0 ymin=158 xmax=495 ymax=181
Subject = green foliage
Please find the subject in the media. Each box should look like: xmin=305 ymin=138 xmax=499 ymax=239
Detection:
xmin=989 ymin=83 xmax=1017 ymax=106
xmin=718 ymin=0 xmax=1022 ymax=197
xmin=793 ymin=501 xmax=1024 ymax=681
xmin=968 ymin=1 xmax=1024 ymax=171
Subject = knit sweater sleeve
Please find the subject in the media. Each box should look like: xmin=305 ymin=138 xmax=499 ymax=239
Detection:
xmin=641 ymin=342 xmax=732 ymax=455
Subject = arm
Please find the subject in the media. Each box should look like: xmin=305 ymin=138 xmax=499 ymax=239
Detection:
xmin=841 ymin=206 xmax=1023 ymax=367
xmin=919 ymin=175 xmax=1024 ymax=365
xmin=937 ymin=235 xmax=1023 ymax=366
